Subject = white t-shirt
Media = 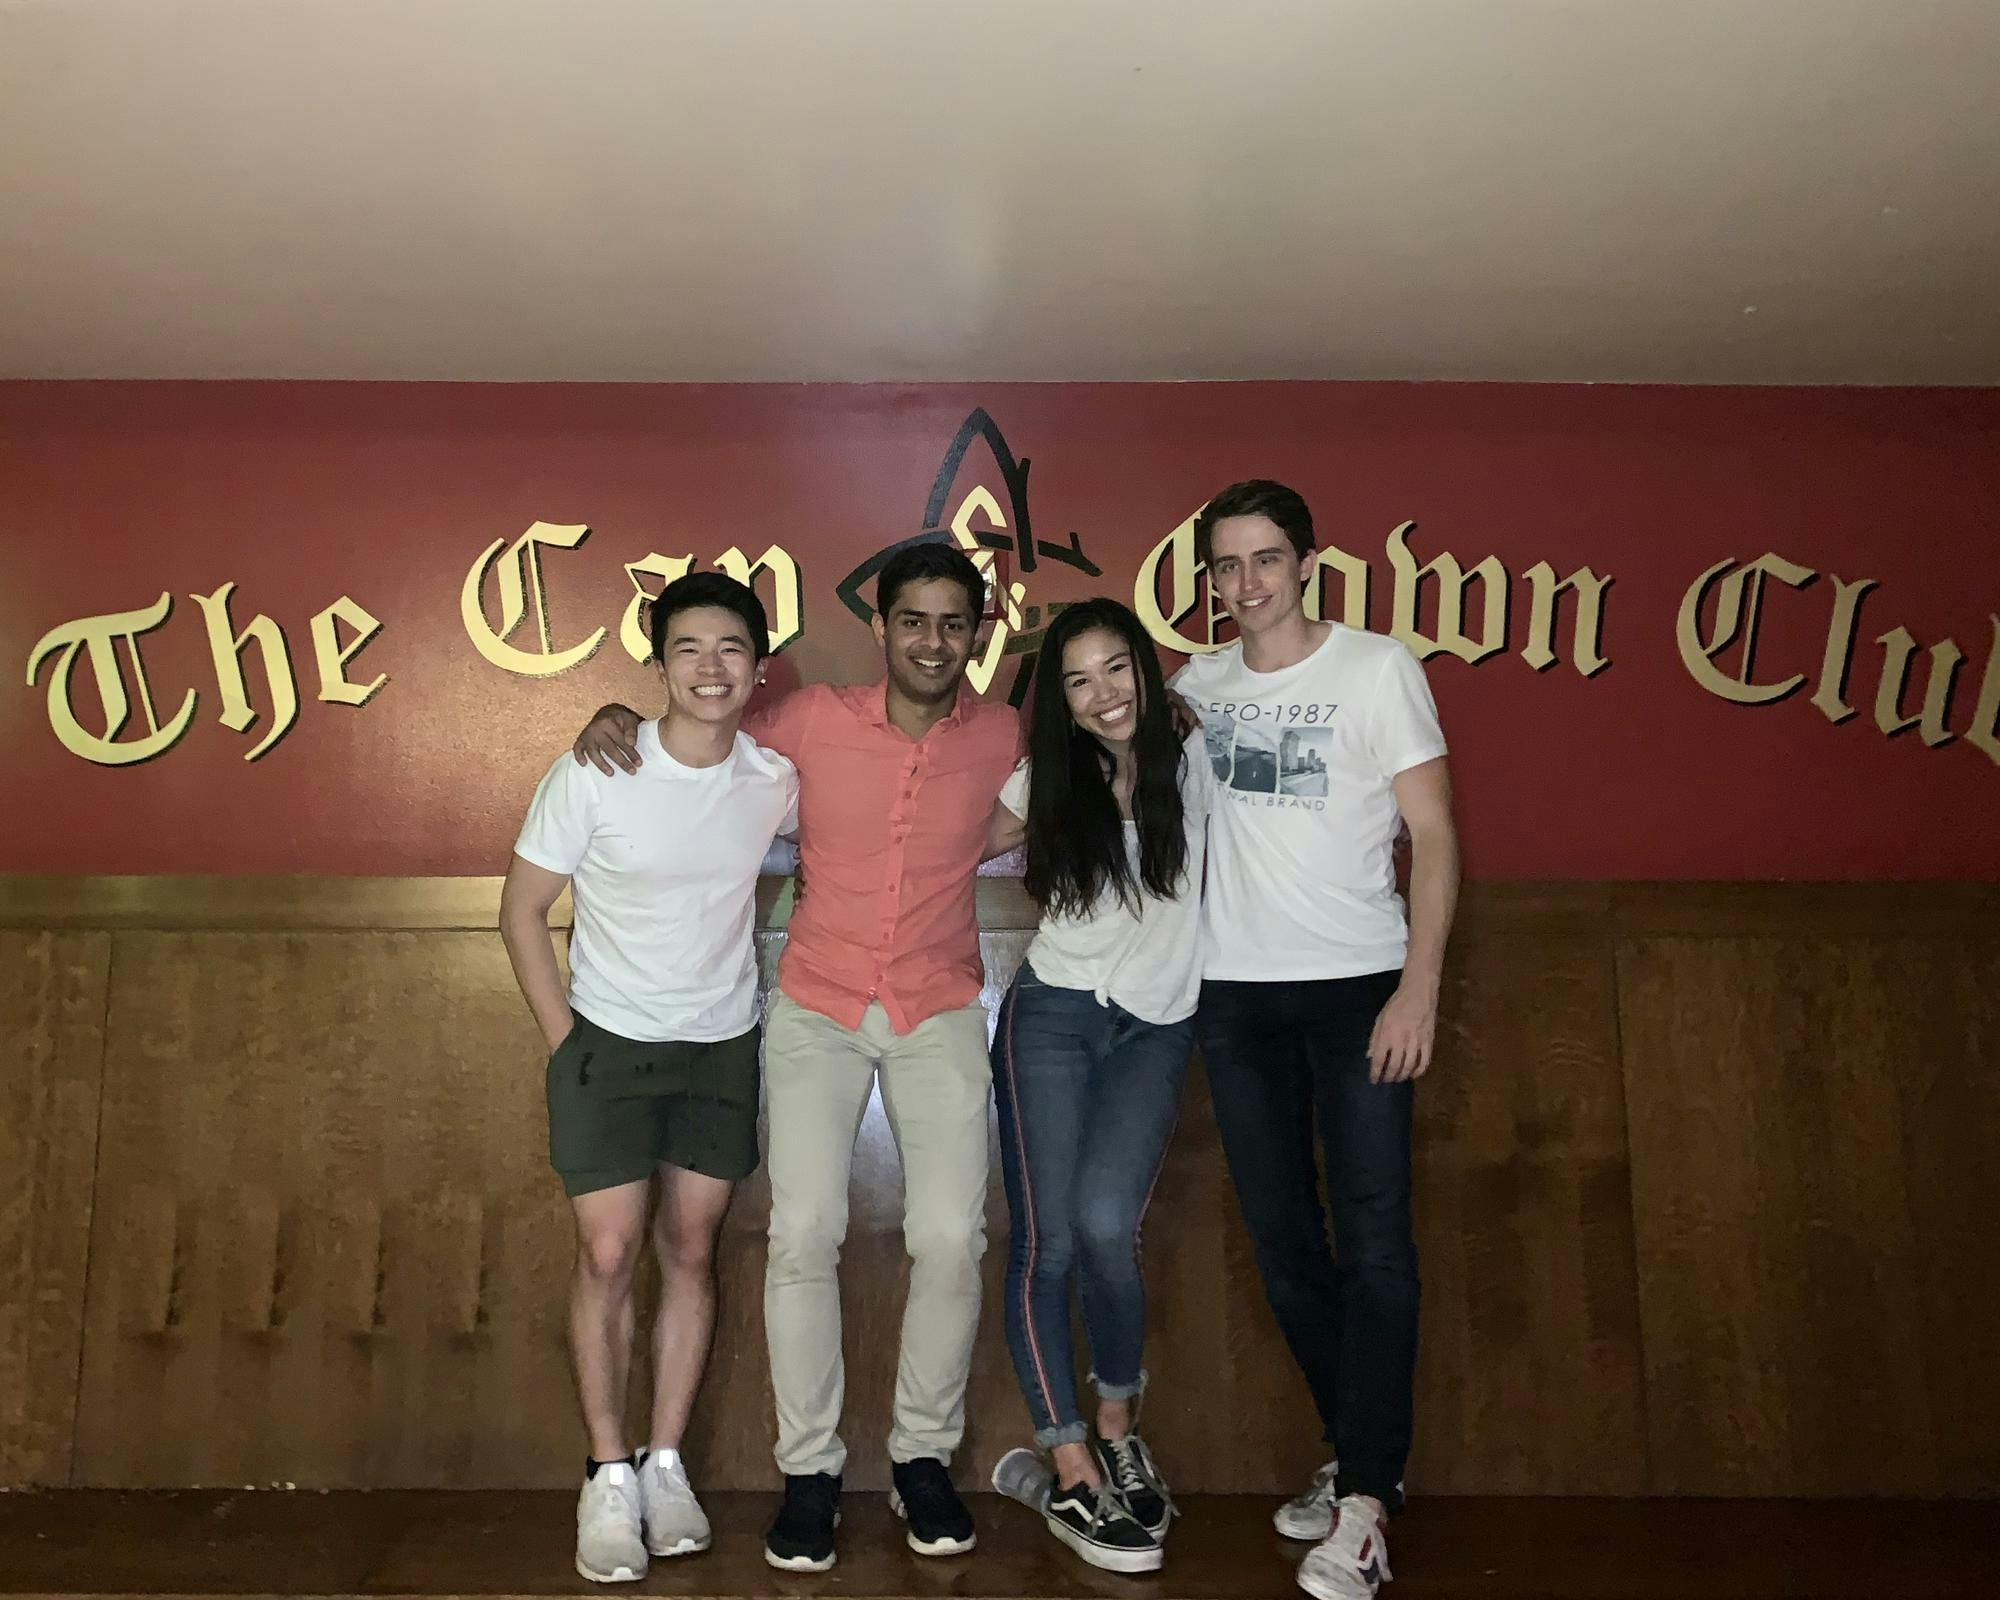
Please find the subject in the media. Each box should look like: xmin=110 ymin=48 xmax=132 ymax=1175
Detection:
xmin=1172 ymin=625 xmax=1447 ymax=982
xmin=999 ymin=730 xmax=1210 ymax=1024
xmin=514 ymin=721 xmax=799 ymax=1042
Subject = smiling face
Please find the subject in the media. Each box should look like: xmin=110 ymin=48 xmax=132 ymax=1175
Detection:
xmin=872 ymin=575 xmax=978 ymax=707
xmin=1060 ymin=625 xmax=1142 ymax=748
xmin=652 ymin=603 xmax=760 ymax=728
xmin=1207 ymin=513 xmax=1314 ymax=640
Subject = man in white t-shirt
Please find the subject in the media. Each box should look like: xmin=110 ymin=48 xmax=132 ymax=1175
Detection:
xmin=499 ymin=573 xmax=799 ymax=1586
xmin=1170 ymin=481 xmax=1459 ymax=1600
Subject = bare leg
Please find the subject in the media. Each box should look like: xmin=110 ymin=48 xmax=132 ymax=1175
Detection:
xmin=647 ymin=1164 xmax=735 ymax=1452
xmin=569 ymin=1180 xmax=651 ymax=1461
xmin=1051 ymin=1439 xmax=1103 ymax=1488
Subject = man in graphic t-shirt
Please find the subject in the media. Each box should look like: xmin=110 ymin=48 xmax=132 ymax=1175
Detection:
xmin=1171 ymin=481 xmax=1459 ymax=1600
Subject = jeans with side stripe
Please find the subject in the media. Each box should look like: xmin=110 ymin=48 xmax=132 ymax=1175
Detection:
xmin=991 ymin=962 xmax=1192 ymax=1448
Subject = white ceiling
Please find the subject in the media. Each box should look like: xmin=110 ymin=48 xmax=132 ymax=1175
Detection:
xmin=3 ymin=0 xmax=1996 ymax=384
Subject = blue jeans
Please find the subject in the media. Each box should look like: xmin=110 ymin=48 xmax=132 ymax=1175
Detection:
xmin=991 ymin=964 xmax=1193 ymax=1448
xmin=1196 ymin=971 xmax=1417 ymax=1513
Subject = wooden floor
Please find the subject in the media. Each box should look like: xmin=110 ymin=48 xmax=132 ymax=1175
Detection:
xmin=1 ymin=1491 xmax=1996 ymax=1600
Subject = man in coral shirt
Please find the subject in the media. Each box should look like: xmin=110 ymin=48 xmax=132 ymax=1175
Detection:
xmin=573 ymin=543 xmax=1019 ymax=1573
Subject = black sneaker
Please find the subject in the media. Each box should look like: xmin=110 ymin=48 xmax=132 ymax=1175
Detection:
xmin=1042 ymin=1479 xmax=1162 ymax=1574
xmin=889 ymin=1457 xmax=976 ymax=1555
xmin=763 ymin=1472 xmax=840 ymax=1572
xmin=1094 ymin=1433 xmax=1175 ymax=1538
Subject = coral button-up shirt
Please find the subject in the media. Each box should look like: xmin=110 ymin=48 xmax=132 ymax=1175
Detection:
xmin=748 ymin=680 xmax=1022 ymax=1034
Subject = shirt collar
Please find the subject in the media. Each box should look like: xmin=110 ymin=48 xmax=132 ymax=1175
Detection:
xmin=865 ymin=677 xmax=973 ymax=735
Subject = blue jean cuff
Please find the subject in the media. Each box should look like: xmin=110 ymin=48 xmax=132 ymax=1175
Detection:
xmin=1033 ymin=1421 xmax=1089 ymax=1449
xmin=1089 ymin=1368 xmax=1147 ymax=1403
xmin=1336 ymin=1472 xmax=1406 ymax=1518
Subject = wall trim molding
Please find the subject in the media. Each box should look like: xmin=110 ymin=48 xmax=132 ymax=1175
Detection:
xmin=1 ymin=874 xmax=1993 ymax=935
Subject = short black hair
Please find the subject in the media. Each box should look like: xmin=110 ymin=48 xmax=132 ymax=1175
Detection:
xmin=876 ymin=541 xmax=986 ymax=620
xmin=648 ymin=570 xmax=770 ymax=663
xmin=1193 ymin=479 xmax=1315 ymax=567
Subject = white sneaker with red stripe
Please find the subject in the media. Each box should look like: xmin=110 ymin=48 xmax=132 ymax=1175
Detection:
xmin=1295 ymin=1495 xmax=1391 ymax=1600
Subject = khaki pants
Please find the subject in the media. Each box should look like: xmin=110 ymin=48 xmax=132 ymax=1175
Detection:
xmin=763 ymin=989 xmax=992 ymax=1476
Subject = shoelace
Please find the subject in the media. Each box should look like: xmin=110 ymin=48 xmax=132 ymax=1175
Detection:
xmin=1287 ymin=1460 xmax=1339 ymax=1512
xmin=1104 ymin=1437 xmax=1175 ymax=1515
xmin=1085 ymin=1484 xmax=1134 ymax=1536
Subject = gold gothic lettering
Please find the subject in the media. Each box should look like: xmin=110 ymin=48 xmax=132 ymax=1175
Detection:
xmin=1134 ymin=511 xmax=1219 ymax=655
xmin=1136 ymin=513 xmax=1607 ymax=678
xmin=714 ymin=545 xmax=806 ymax=655
xmin=27 ymin=588 xmax=387 ymax=766
xmin=1810 ymin=574 xmax=1878 ymax=725
xmin=1388 ymin=521 xmax=1507 ymax=664
xmin=1677 ymin=554 xmax=1817 ymax=705
xmin=1308 ymin=545 xmax=1372 ymax=632
xmin=1677 ymin=560 xmax=2000 ymax=767
xmin=1521 ymin=561 xmax=1613 ymax=677
xmin=621 ymin=554 xmax=695 ymax=661
xmin=1969 ymin=617 xmax=2000 ymax=768
xmin=312 ymin=597 xmax=388 ymax=707
xmin=949 ymin=486 xmax=1028 ymax=694
xmin=194 ymin=582 xmax=299 ymax=761
xmin=1874 ymin=628 xmax=1966 ymax=747
xmin=1134 ymin=511 xmax=1369 ymax=655
xmin=461 ymin=522 xmax=606 ymax=676
xmin=24 ymin=593 xmax=198 ymax=766
xmin=618 ymin=546 xmax=805 ymax=662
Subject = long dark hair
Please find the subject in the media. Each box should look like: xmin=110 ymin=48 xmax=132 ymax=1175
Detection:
xmin=1023 ymin=598 xmax=1188 ymax=919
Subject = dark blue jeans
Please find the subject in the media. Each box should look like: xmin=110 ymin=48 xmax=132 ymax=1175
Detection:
xmin=992 ymin=964 xmax=1193 ymax=1447
xmin=1196 ymin=971 xmax=1417 ymax=1513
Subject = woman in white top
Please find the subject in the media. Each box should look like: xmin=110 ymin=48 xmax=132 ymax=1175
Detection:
xmin=983 ymin=597 xmax=1209 ymax=1575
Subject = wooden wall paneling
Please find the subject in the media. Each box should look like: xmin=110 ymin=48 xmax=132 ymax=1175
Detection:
xmin=13 ymin=874 xmax=1993 ymax=1498
xmin=0 ymin=930 xmax=110 ymax=1485
xmin=1866 ymin=939 xmax=2000 ymax=1495
xmin=73 ymin=929 xmax=578 ymax=1487
xmin=1408 ymin=923 xmax=1649 ymax=1495
xmin=1618 ymin=936 xmax=1949 ymax=1495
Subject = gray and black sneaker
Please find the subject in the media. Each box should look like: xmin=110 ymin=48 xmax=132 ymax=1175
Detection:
xmin=1094 ymin=1433 xmax=1175 ymax=1539
xmin=889 ymin=1457 xmax=976 ymax=1555
xmin=763 ymin=1472 xmax=840 ymax=1572
xmin=1042 ymin=1479 xmax=1162 ymax=1574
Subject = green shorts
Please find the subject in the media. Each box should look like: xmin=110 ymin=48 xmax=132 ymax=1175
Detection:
xmin=545 ymin=1013 xmax=762 ymax=1197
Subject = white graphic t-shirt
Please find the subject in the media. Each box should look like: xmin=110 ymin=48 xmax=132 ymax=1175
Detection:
xmin=998 ymin=729 xmax=1210 ymax=1024
xmin=514 ymin=721 xmax=800 ymax=1042
xmin=1171 ymin=625 xmax=1447 ymax=981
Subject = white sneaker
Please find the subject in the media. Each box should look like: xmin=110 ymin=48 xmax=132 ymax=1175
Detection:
xmin=1274 ymin=1458 xmax=1340 ymax=1540
xmin=1296 ymin=1496 xmax=1392 ymax=1600
xmin=639 ymin=1449 xmax=712 ymax=1557
xmin=575 ymin=1461 xmax=647 ymax=1583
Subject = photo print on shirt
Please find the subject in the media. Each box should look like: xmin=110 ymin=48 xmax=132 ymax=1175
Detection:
xmin=1196 ymin=705 xmax=1340 ymax=807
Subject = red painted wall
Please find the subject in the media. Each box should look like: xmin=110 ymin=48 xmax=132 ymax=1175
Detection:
xmin=5 ymin=381 xmax=1996 ymax=879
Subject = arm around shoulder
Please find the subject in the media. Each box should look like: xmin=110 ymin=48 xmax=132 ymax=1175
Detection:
xmin=572 ymin=703 xmax=644 ymax=775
